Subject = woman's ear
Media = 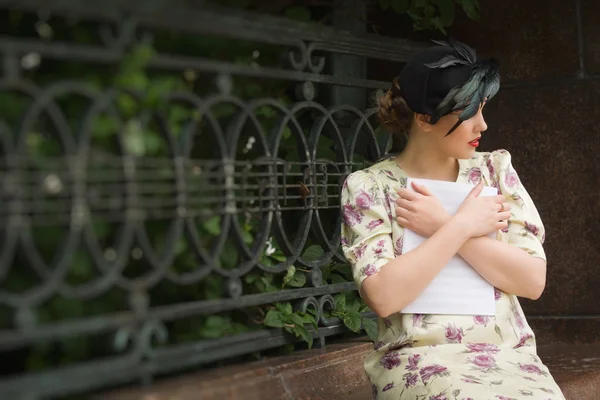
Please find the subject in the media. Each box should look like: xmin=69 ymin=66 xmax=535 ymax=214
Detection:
xmin=413 ymin=113 xmax=433 ymax=132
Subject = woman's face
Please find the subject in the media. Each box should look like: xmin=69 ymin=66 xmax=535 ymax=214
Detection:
xmin=426 ymin=104 xmax=488 ymax=159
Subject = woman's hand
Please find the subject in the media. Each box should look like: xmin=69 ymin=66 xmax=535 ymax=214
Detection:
xmin=395 ymin=182 xmax=451 ymax=237
xmin=454 ymin=180 xmax=512 ymax=237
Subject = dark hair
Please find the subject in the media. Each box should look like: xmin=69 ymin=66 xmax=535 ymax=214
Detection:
xmin=377 ymin=77 xmax=413 ymax=153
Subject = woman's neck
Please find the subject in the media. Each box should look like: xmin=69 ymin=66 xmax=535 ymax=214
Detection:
xmin=396 ymin=139 xmax=459 ymax=182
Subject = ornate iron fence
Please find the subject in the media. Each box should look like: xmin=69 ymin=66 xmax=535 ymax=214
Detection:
xmin=0 ymin=0 xmax=424 ymax=398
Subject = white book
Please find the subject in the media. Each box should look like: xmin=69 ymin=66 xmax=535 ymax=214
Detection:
xmin=401 ymin=178 xmax=498 ymax=316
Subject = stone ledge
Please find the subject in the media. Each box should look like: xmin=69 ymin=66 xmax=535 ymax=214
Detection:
xmin=99 ymin=338 xmax=373 ymax=400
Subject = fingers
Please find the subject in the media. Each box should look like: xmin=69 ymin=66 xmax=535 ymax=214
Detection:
xmin=498 ymin=211 xmax=511 ymax=221
xmin=411 ymin=182 xmax=432 ymax=196
xmin=466 ymin=180 xmax=484 ymax=198
xmin=396 ymin=216 xmax=408 ymax=226
xmin=496 ymin=220 xmax=509 ymax=231
xmin=395 ymin=198 xmax=414 ymax=212
xmin=397 ymin=188 xmax=418 ymax=201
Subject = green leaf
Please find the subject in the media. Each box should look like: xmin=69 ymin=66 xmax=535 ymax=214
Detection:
xmin=284 ymin=6 xmax=311 ymax=22
xmin=283 ymin=266 xmax=306 ymax=288
xmin=301 ymin=312 xmax=318 ymax=328
xmin=264 ymin=310 xmax=285 ymax=328
xmin=330 ymin=273 xmax=347 ymax=284
xmin=290 ymin=313 xmax=306 ymax=327
xmin=343 ymin=311 xmax=362 ymax=333
xmin=241 ymin=229 xmax=253 ymax=245
xmin=200 ymin=315 xmax=230 ymax=339
xmin=203 ymin=216 xmax=221 ymax=235
xmin=122 ymin=119 xmax=145 ymax=156
xmin=282 ymin=127 xmax=292 ymax=140
xmin=259 ymin=276 xmax=278 ymax=293
xmin=270 ymin=250 xmax=287 ymax=262
xmin=362 ymin=317 xmax=378 ymax=341
xmin=303 ymin=245 xmax=324 ymax=262
xmin=391 ymin=0 xmax=410 ymax=13
xmin=219 ymin=242 xmax=238 ymax=269
xmin=292 ymin=324 xmax=313 ymax=348
xmin=275 ymin=302 xmax=293 ymax=316
xmin=345 ymin=296 xmax=361 ymax=313
xmin=379 ymin=0 xmax=391 ymax=10
xmin=333 ymin=293 xmax=346 ymax=310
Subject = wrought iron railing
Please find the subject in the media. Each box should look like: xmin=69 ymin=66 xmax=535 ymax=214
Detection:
xmin=0 ymin=1 xmax=424 ymax=398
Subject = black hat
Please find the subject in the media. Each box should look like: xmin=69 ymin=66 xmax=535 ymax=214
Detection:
xmin=398 ymin=39 xmax=499 ymax=135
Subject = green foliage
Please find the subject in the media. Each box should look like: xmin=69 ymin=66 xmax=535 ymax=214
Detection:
xmin=379 ymin=0 xmax=480 ymax=33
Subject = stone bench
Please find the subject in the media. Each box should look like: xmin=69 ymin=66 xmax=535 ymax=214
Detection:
xmin=101 ymin=340 xmax=600 ymax=400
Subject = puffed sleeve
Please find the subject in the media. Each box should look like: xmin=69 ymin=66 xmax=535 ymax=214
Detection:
xmin=489 ymin=150 xmax=546 ymax=260
xmin=340 ymin=170 xmax=396 ymax=293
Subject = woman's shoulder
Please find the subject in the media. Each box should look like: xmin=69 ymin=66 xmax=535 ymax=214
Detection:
xmin=466 ymin=149 xmax=513 ymax=170
xmin=344 ymin=156 xmax=399 ymax=189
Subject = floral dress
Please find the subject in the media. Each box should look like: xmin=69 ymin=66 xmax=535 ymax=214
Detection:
xmin=340 ymin=150 xmax=565 ymax=400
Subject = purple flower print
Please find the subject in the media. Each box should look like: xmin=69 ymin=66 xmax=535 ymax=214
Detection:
xmin=342 ymin=178 xmax=349 ymax=191
xmin=395 ymin=237 xmax=404 ymax=256
xmin=419 ymin=364 xmax=448 ymax=383
xmin=382 ymin=170 xmax=396 ymax=181
xmin=494 ymin=288 xmax=502 ymax=301
xmin=514 ymin=334 xmax=533 ymax=349
xmin=444 ymin=324 xmax=464 ymax=343
xmin=404 ymin=373 xmax=418 ymax=388
xmin=382 ymin=382 xmax=394 ymax=392
xmin=412 ymin=314 xmax=424 ymax=328
xmin=374 ymin=239 xmax=386 ymax=256
xmin=380 ymin=352 xmax=401 ymax=370
xmin=342 ymin=204 xmax=362 ymax=227
xmin=495 ymin=396 xmax=517 ymax=400
xmin=353 ymin=242 xmax=368 ymax=260
xmin=469 ymin=354 xmax=497 ymax=369
xmin=467 ymin=167 xmax=482 ymax=184
xmin=383 ymin=318 xmax=393 ymax=329
xmin=501 ymin=224 xmax=509 ymax=234
xmin=486 ymin=158 xmax=496 ymax=179
xmin=514 ymin=309 xmax=525 ymax=330
xmin=465 ymin=343 xmax=499 ymax=354
xmin=374 ymin=341 xmax=385 ymax=350
xmin=524 ymin=221 xmax=540 ymax=237
xmin=505 ymin=170 xmax=519 ymax=188
xmin=405 ymin=354 xmax=421 ymax=371
xmin=429 ymin=394 xmax=448 ymax=400
xmin=461 ymin=378 xmax=482 ymax=385
xmin=519 ymin=363 xmax=544 ymax=375
xmin=364 ymin=264 xmax=377 ymax=277
xmin=473 ymin=315 xmax=490 ymax=327
xmin=366 ymin=219 xmax=384 ymax=232
xmin=355 ymin=189 xmax=375 ymax=209
xmin=341 ymin=236 xmax=349 ymax=247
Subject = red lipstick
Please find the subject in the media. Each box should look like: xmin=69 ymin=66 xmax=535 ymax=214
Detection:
xmin=468 ymin=137 xmax=481 ymax=148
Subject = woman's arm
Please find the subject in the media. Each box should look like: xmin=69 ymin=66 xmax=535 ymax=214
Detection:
xmin=362 ymin=216 xmax=470 ymax=318
xmin=457 ymin=237 xmax=546 ymax=299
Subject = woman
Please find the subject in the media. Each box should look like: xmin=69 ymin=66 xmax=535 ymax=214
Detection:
xmin=340 ymin=39 xmax=564 ymax=399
